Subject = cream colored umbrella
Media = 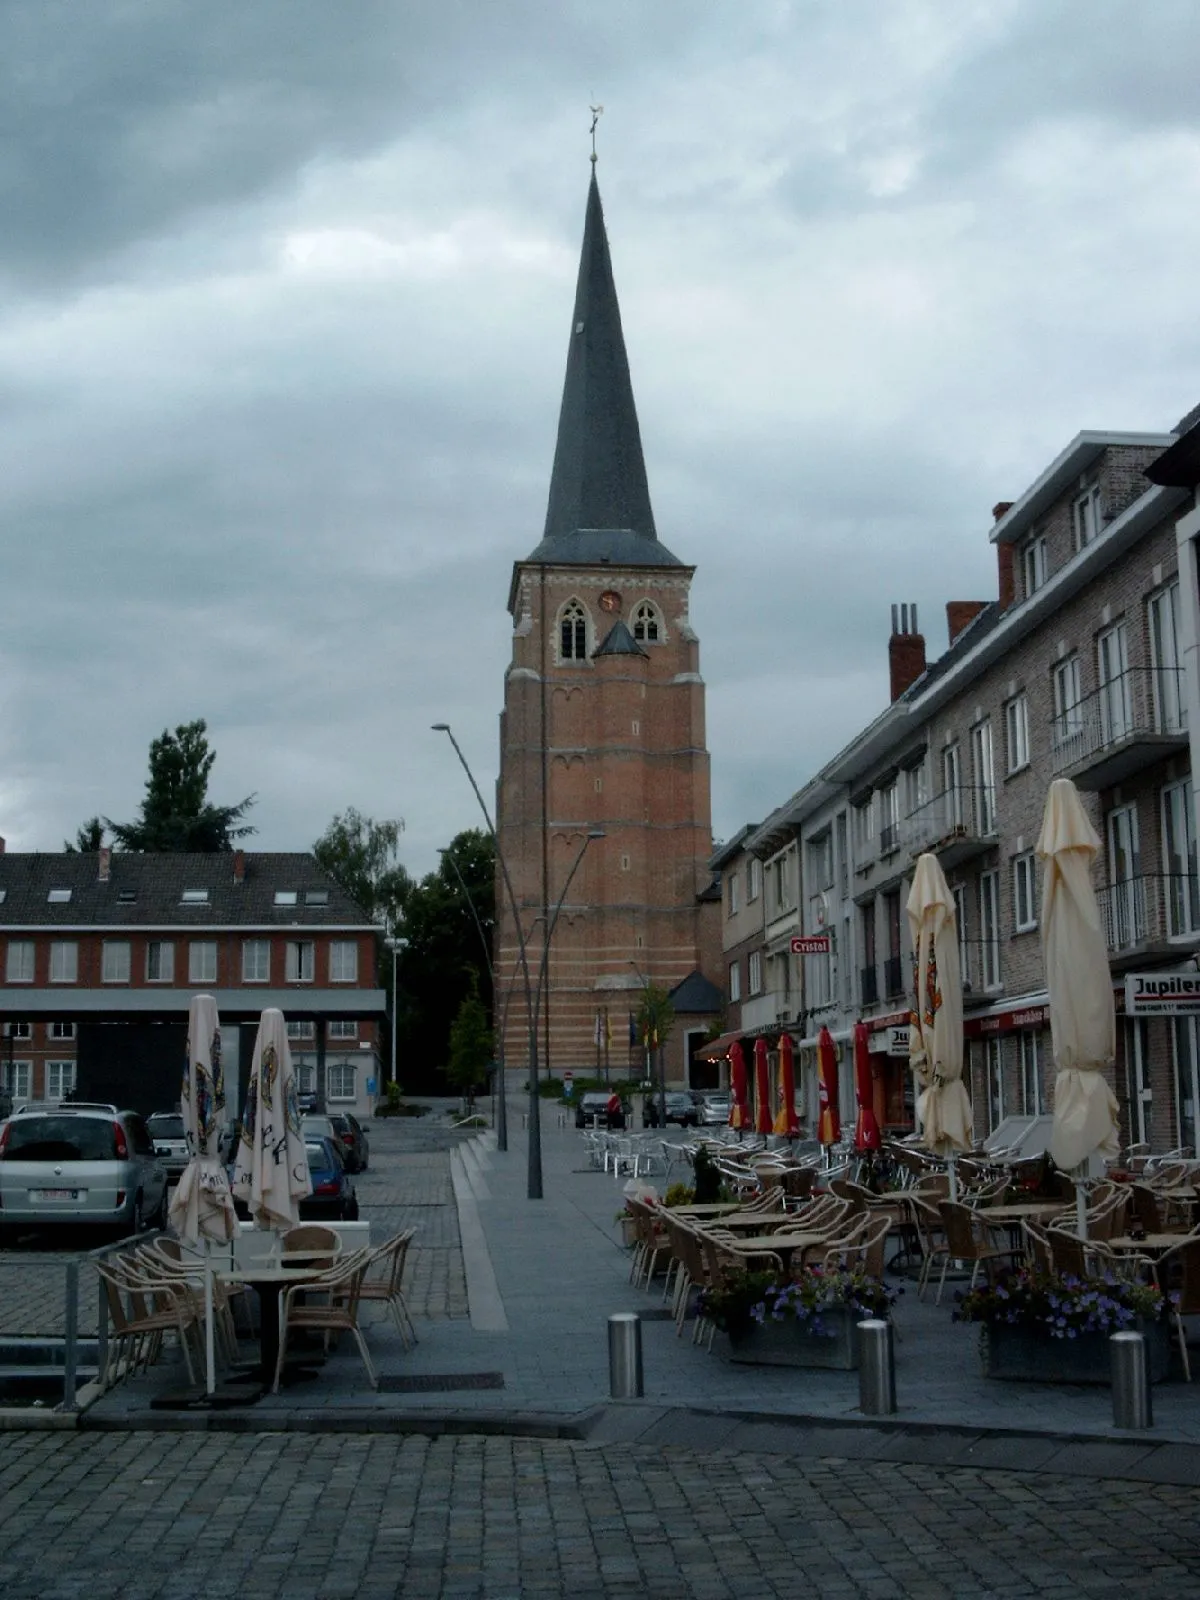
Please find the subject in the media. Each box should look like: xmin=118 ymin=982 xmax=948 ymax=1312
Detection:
xmin=168 ymin=994 xmax=236 ymax=1395
xmin=232 ymin=1008 xmax=312 ymax=1232
xmin=1037 ymin=778 xmax=1119 ymax=1237
xmin=907 ymin=851 xmax=972 ymax=1198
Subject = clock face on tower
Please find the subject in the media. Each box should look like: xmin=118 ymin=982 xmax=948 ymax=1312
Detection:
xmin=599 ymin=590 xmax=622 ymax=614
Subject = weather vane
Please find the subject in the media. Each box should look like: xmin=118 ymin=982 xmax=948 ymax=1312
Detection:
xmin=589 ymin=103 xmax=604 ymax=165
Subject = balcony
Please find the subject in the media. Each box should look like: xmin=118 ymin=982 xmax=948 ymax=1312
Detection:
xmin=1097 ymin=874 xmax=1200 ymax=959
xmin=905 ymin=784 xmax=998 ymax=868
xmin=860 ymin=965 xmax=879 ymax=1006
xmin=882 ymin=956 xmax=905 ymax=999
xmin=1050 ymin=668 xmax=1188 ymax=790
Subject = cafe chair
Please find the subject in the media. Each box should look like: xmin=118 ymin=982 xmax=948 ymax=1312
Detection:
xmin=272 ymin=1248 xmax=376 ymax=1393
xmin=359 ymin=1230 xmax=418 ymax=1350
xmin=1153 ymin=1234 xmax=1200 ymax=1381
xmin=97 ymin=1255 xmax=200 ymax=1387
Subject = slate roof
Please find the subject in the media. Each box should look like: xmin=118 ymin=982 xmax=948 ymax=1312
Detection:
xmin=593 ymin=618 xmax=647 ymax=658
xmin=0 ymin=852 xmax=373 ymax=928
xmin=524 ymin=173 xmax=682 ymax=570
xmin=1146 ymin=401 xmax=1200 ymax=488
xmin=668 ymin=968 xmax=723 ymax=1014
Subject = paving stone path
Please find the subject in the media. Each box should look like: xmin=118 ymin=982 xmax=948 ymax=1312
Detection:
xmin=1 ymin=1430 xmax=1199 ymax=1599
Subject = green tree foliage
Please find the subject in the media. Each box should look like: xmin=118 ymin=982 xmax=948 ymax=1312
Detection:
xmin=446 ymin=980 xmax=493 ymax=1103
xmin=312 ymin=809 xmax=411 ymax=925
xmin=108 ymin=720 xmax=255 ymax=852
xmin=635 ymin=984 xmax=675 ymax=1050
xmin=64 ymin=817 xmax=106 ymax=852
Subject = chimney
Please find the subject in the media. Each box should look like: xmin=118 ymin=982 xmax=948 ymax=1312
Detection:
xmin=233 ymin=849 xmax=246 ymax=884
xmin=98 ymin=847 xmax=111 ymax=883
xmin=0 ymin=836 xmax=5 ymax=854
xmin=946 ymin=601 xmax=987 ymax=646
xmin=992 ymin=500 xmax=1016 ymax=611
xmin=888 ymin=603 xmax=926 ymax=701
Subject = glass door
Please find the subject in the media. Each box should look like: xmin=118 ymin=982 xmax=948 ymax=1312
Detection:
xmin=1097 ymin=622 xmax=1131 ymax=744
xmin=1148 ymin=582 xmax=1184 ymax=734
xmin=1124 ymin=1019 xmax=1148 ymax=1149
xmin=1162 ymin=780 xmax=1200 ymax=937
xmin=1173 ymin=1017 xmax=1199 ymax=1157
xmin=1106 ymin=803 xmax=1142 ymax=948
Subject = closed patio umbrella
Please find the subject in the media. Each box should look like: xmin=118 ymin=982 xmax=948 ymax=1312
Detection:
xmin=907 ymin=852 xmax=971 ymax=1197
xmin=817 ymin=1026 xmax=841 ymax=1150
xmin=753 ymin=1037 xmax=772 ymax=1136
xmin=1037 ymin=778 xmax=1120 ymax=1237
xmin=728 ymin=1040 xmax=750 ymax=1131
xmin=773 ymin=1032 xmax=800 ymax=1138
xmin=853 ymin=1021 xmax=882 ymax=1152
xmin=232 ymin=1008 xmax=312 ymax=1232
xmin=168 ymin=994 xmax=236 ymax=1396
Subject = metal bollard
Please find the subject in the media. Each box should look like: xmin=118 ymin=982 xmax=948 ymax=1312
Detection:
xmin=1111 ymin=1331 xmax=1153 ymax=1429
xmin=857 ymin=1319 xmax=896 ymax=1416
xmin=608 ymin=1312 xmax=644 ymax=1399
xmin=62 ymin=1260 xmax=79 ymax=1412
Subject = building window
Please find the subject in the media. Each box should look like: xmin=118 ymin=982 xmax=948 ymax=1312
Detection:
xmin=1097 ymin=621 xmax=1131 ymax=745
xmin=748 ymin=951 xmax=762 ymax=996
xmin=728 ymin=873 xmax=739 ymax=917
xmin=1052 ymin=655 xmax=1083 ymax=748
xmin=853 ymin=795 xmax=875 ymax=851
xmin=942 ymin=744 xmax=963 ymax=827
xmin=328 ymin=1021 xmax=357 ymax=1040
xmin=1013 ymin=852 xmax=1037 ymax=932
xmin=101 ymin=940 xmax=131 ymax=983
xmin=558 ymin=598 xmax=588 ymax=662
xmin=189 ymin=941 xmax=217 ymax=984
xmin=953 ymin=885 xmax=970 ymax=990
xmin=979 ymin=872 xmax=1001 ymax=989
xmin=2 ymin=1022 xmax=32 ymax=1040
xmin=329 ymin=941 xmax=358 ymax=983
xmin=287 ymin=1021 xmax=315 ymax=1040
xmin=1004 ymin=694 xmax=1029 ymax=774
xmin=327 ymin=1062 xmax=356 ymax=1100
xmin=242 ymin=940 xmax=271 ymax=983
xmin=49 ymin=941 xmax=78 ymax=984
xmin=905 ymin=758 xmax=930 ymax=817
xmin=747 ymin=857 xmax=761 ymax=902
xmin=631 ymin=601 xmax=662 ymax=642
xmin=728 ymin=962 xmax=741 ymax=1004
xmin=1073 ymin=481 xmax=1102 ymax=550
xmin=1018 ymin=1030 xmax=1044 ymax=1115
xmin=305 ymin=889 xmax=329 ymax=906
xmin=1162 ymin=780 xmax=1200 ymax=938
xmin=879 ymin=785 xmax=900 ymax=854
xmin=970 ymin=720 xmax=995 ymax=834
xmin=1148 ymin=581 xmax=1185 ymax=734
xmin=48 ymin=1021 xmax=76 ymax=1041
xmin=985 ymin=1038 xmax=1004 ymax=1133
xmin=46 ymin=1061 xmax=77 ymax=1101
xmin=1021 ymin=535 xmax=1047 ymax=598
xmin=2 ymin=1061 xmax=31 ymax=1101
xmin=6 ymin=941 xmax=35 ymax=983
xmin=146 ymin=940 xmax=175 ymax=984
xmin=273 ymin=890 xmax=298 ymax=907
xmin=286 ymin=941 xmax=314 ymax=983
xmin=181 ymin=889 xmax=210 ymax=905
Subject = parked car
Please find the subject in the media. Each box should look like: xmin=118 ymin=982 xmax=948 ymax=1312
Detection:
xmin=699 ymin=1091 xmax=733 ymax=1126
xmin=575 ymin=1091 xmax=621 ymax=1129
xmin=227 ymin=1134 xmax=358 ymax=1222
xmin=0 ymin=1088 xmax=12 ymax=1122
xmin=0 ymin=1104 xmax=168 ymax=1237
xmin=301 ymin=1115 xmax=338 ymax=1147
xmin=146 ymin=1112 xmax=189 ymax=1180
xmin=327 ymin=1111 xmax=369 ymax=1172
xmin=646 ymin=1091 xmax=700 ymax=1128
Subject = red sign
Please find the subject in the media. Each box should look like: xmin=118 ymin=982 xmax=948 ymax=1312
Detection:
xmin=963 ymin=1005 xmax=1049 ymax=1038
xmin=790 ymin=935 xmax=831 ymax=954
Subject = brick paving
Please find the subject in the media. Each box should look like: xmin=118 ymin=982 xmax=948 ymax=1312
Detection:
xmin=0 ymin=1254 xmax=99 ymax=1338
xmin=0 ymin=1430 xmax=1199 ymax=1598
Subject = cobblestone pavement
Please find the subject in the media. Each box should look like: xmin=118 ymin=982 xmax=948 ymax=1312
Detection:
xmin=0 ymin=1254 xmax=99 ymax=1338
xmin=1 ymin=1430 xmax=1199 ymax=1599
xmin=357 ymin=1135 xmax=468 ymax=1321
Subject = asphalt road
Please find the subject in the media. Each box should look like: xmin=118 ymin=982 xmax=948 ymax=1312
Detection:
xmin=1 ymin=1430 xmax=1199 ymax=1599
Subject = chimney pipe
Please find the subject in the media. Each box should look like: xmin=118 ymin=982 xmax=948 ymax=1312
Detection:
xmin=888 ymin=602 xmax=926 ymax=701
xmin=233 ymin=849 xmax=246 ymax=884
xmin=98 ymin=847 xmax=111 ymax=882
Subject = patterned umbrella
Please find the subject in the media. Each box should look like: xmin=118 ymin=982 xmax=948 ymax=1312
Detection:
xmin=753 ymin=1037 xmax=772 ymax=1135
xmin=817 ymin=1026 xmax=841 ymax=1147
xmin=232 ymin=1009 xmax=312 ymax=1231
xmin=773 ymin=1032 xmax=800 ymax=1138
xmin=907 ymin=852 xmax=971 ymax=1176
xmin=728 ymin=1040 xmax=750 ymax=1131
xmin=853 ymin=1021 xmax=882 ymax=1152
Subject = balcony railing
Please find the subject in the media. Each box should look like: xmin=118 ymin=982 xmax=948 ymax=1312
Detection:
xmin=883 ymin=955 xmax=904 ymax=998
xmin=905 ymin=784 xmax=998 ymax=865
xmin=1097 ymin=874 xmax=1200 ymax=953
xmin=860 ymin=965 xmax=879 ymax=1006
xmin=1050 ymin=667 xmax=1188 ymax=789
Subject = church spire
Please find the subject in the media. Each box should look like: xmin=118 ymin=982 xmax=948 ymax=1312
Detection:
xmin=526 ymin=171 xmax=681 ymax=568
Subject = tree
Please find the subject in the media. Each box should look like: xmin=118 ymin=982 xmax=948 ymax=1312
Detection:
xmin=312 ymin=809 xmax=410 ymax=925
xmin=635 ymin=984 xmax=675 ymax=1052
xmin=64 ymin=817 xmax=106 ymax=852
xmin=108 ymin=720 xmax=255 ymax=852
xmin=446 ymin=980 xmax=492 ymax=1106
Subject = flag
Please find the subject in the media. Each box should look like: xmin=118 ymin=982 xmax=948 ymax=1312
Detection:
xmin=594 ymin=1012 xmax=603 ymax=1046
xmin=605 ymin=1011 xmax=613 ymax=1046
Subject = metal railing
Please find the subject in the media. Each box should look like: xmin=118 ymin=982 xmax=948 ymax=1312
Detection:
xmin=1050 ymin=666 xmax=1187 ymax=774
xmin=883 ymin=956 xmax=904 ymax=998
xmin=1097 ymin=874 xmax=1200 ymax=952
xmin=860 ymin=966 xmax=879 ymax=1006
xmin=905 ymin=784 xmax=997 ymax=855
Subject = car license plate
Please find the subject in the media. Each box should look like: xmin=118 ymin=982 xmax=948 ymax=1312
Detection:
xmin=32 ymin=1189 xmax=81 ymax=1202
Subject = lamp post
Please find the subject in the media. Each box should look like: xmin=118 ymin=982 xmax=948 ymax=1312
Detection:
xmin=438 ymin=844 xmax=505 ymax=1153
xmin=432 ymin=721 xmax=603 ymax=1198
xmin=385 ymin=932 xmax=406 ymax=1091
xmin=630 ymin=959 xmax=668 ymax=1131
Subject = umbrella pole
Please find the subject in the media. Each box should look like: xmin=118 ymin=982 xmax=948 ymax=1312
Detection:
xmin=946 ymin=1152 xmax=958 ymax=1204
xmin=1074 ymin=1167 xmax=1088 ymax=1240
xmin=204 ymin=1239 xmax=216 ymax=1396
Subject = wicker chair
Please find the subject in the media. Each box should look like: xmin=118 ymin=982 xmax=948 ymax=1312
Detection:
xmin=1154 ymin=1233 xmax=1200 ymax=1381
xmin=936 ymin=1200 xmax=1022 ymax=1304
xmin=272 ymin=1249 xmax=376 ymax=1393
xmin=358 ymin=1230 xmax=418 ymax=1350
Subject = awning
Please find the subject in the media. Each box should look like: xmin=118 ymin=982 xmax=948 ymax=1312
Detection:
xmin=697 ymin=1029 xmax=744 ymax=1060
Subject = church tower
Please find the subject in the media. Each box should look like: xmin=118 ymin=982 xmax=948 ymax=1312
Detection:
xmin=496 ymin=169 xmax=718 ymax=1083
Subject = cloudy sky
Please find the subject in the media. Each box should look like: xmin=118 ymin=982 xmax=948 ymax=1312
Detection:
xmin=3 ymin=1 xmax=1200 ymax=875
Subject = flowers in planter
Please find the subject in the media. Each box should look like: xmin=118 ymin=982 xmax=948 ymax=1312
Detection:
xmin=699 ymin=1266 xmax=897 ymax=1339
xmin=954 ymin=1268 xmax=1169 ymax=1339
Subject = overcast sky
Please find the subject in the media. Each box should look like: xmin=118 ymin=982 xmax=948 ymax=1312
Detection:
xmin=3 ymin=1 xmax=1199 ymax=876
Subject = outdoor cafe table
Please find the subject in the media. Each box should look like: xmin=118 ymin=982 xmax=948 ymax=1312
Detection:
xmin=979 ymin=1202 xmax=1073 ymax=1223
xmin=220 ymin=1251 xmax=340 ymax=1389
xmin=703 ymin=1212 xmax=796 ymax=1232
xmin=1106 ymin=1233 xmax=1192 ymax=1256
xmin=724 ymin=1231 xmax=831 ymax=1265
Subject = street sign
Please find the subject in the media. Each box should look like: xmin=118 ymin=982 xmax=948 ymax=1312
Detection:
xmin=790 ymin=935 xmax=831 ymax=954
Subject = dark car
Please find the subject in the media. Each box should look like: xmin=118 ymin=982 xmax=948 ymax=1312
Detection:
xmin=301 ymin=1136 xmax=359 ymax=1222
xmin=646 ymin=1091 xmax=699 ymax=1129
xmin=576 ymin=1091 xmax=623 ymax=1129
xmin=327 ymin=1111 xmax=369 ymax=1172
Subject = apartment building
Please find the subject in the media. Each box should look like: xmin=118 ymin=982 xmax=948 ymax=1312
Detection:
xmin=711 ymin=408 xmax=1200 ymax=1155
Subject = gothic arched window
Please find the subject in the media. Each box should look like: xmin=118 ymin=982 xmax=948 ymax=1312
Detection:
xmin=632 ymin=600 xmax=662 ymax=643
xmin=559 ymin=599 xmax=588 ymax=662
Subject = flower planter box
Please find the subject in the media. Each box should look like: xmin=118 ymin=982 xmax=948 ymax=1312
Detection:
xmin=981 ymin=1321 xmax=1171 ymax=1385
xmin=726 ymin=1306 xmax=862 ymax=1370
xmin=618 ymin=1216 xmax=638 ymax=1248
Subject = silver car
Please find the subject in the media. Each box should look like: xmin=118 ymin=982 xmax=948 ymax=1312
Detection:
xmin=0 ymin=1104 xmax=168 ymax=1237
xmin=146 ymin=1111 xmax=189 ymax=1180
xmin=700 ymin=1092 xmax=733 ymax=1126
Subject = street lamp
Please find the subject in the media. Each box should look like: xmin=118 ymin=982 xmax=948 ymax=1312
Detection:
xmin=385 ymin=932 xmax=406 ymax=1092
xmin=438 ymin=844 xmax=505 ymax=1153
xmin=432 ymin=721 xmax=602 ymax=1198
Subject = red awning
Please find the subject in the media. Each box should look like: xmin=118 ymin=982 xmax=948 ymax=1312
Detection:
xmin=697 ymin=1029 xmax=744 ymax=1060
